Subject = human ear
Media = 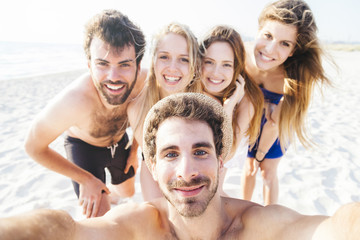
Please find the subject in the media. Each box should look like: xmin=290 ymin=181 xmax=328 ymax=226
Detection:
xmin=218 ymin=156 xmax=224 ymax=170
xmin=151 ymin=159 xmax=158 ymax=182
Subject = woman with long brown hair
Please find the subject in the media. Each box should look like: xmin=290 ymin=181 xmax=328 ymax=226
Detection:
xmin=242 ymin=0 xmax=331 ymax=205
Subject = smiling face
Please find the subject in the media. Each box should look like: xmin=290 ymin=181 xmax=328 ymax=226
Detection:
xmin=152 ymin=117 xmax=220 ymax=218
xmin=201 ymin=41 xmax=234 ymax=96
xmin=254 ymin=20 xmax=297 ymax=71
xmin=154 ymin=33 xmax=192 ymax=98
xmin=89 ymin=37 xmax=138 ymax=106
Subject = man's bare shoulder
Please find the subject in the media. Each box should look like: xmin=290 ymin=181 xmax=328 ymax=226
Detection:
xmin=54 ymin=73 xmax=96 ymax=106
xmin=42 ymin=73 xmax=97 ymax=120
xmin=104 ymin=201 xmax=160 ymax=222
xmin=98 ymin=200 xmax=171 ymax=239
xmin=27 ymin=73 xmax=95 ymax=137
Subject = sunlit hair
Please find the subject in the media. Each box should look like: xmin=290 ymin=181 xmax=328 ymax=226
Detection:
xmin=83 ymin=9 xmax=146 ymax=65
xmin=199 ymin=25 xmax=264 ymax=150
xmin=134 ymin=23 xmax=202 ymax=137
xmin=259 ymin=0 xmax=330 ymax=149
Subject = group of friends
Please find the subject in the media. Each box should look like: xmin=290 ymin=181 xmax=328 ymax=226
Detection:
xmin=1 ymin=0 xmax=359 ymax=239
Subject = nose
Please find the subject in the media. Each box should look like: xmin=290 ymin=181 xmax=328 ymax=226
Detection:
xmin=265 ymin=41 xmax=276 ymax=54
xmin=176 ymin=153 xmax=199 ymax=181
xmin=213 ymin=64 xmax=222 ymax=76
xmin=107 ymin=66 xmax=121 ymax=81
xmin=168 ymin=59 xmax=178 ymax=72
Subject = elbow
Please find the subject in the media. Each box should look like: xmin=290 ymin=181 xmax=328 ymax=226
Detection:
xmin=24 ymin=136 xmax=34 ymax=156
xmin=24 ymin=133 xmax=41 ymax=160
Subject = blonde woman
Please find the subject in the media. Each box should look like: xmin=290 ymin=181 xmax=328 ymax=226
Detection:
xmin=242 ymin=0 xmax=331 ymax=205
xmin=199 ymin=25 xmax=263 ymax=195
xmin=127 ymin=23 xmax=201 ymax=201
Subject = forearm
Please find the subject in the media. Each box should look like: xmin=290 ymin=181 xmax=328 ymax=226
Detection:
xmin=26 ymin=146 xmax=93 ymax=185
xmin=257 ymin=121 xmax=279 ymax=156
xmin=129 ymin=138 xmax=139 ymax=158
xmin=0 ymin=209 xmax=76 ymax=240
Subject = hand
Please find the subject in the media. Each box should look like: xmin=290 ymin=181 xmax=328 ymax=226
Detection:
xmin=250 ymin=158 xmax=261 ymax=176
xmin=79 ymin=177 xmax=110 ymax=218
xmin=224 ymin=75 xmax=245 ymax=104
xmin=223 ymin=75 xmax=245 ymax=118
xmin=250 ymin=150 xmax=266 ymax=176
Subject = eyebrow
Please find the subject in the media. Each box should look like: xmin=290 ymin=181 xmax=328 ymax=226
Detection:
xmin=204 ymin=56 xmax=233 ymax=64
xmin=94 ymin=58 xmax=135 ymax=64
xmin=193 ymin=142 xmax=214 ymax=149
xmin=157 ymin=51 xmax=189 ymax=56
xmin=158 ymin=141 xmax=214 ymax=155
xmin=159 ymin=145 xmax=179 ymax=155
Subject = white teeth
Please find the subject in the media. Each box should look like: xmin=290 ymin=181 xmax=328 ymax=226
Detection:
xmin=164 ymin=75 xmax=181 ymax=82
xmin=260 ymin=52 xmax=273 ymax=61
xmin=106 ymin=84 xmax=124 ymax=90
xmin=209 ymin=78 xmax=222 ymax=84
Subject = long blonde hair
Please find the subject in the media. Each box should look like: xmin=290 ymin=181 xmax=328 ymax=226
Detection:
xmin=259 ymin=0 xmax=330 ymax=149
xmin=134 ymin=23 xmax=202 ymax=136
xmin=199 ymin=25 xmax=264 ymax=149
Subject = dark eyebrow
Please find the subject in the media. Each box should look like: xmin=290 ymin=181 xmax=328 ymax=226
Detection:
xmin=94 ymin=58 xmax=135 ymax=64
xmin=193 ymin=142 xmax=214 ymax=149
xmin=118 ymin=59 xmax=135 ymax=64
xmin=159 ymin=145 xmax=179 ymax=155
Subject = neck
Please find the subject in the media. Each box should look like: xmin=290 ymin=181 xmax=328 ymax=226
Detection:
xmin=168 ymin=193 xmax=227 ymax=240
xmin=159 ymin=87 xmax=172 ymax=100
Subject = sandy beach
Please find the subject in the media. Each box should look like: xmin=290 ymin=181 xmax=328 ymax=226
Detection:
xmin=1 ymin=50 xmax=359 ymax=220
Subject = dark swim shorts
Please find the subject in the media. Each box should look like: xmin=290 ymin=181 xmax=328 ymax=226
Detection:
xmin=64 ymin=133 xmax=135 ymax=197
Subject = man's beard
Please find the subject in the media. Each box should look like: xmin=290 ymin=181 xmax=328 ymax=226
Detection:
xmin=162 ymin=174 xmax=218 ymax=218
xmin=98 ymin=68 xmax=138 ymax=105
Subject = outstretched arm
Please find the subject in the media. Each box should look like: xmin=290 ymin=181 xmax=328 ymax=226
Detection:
xmin=0 ymin=209 xmax=76 ymax=240
xmin=0 ymin=203 xmax=141 ymax=240
xmin=313 ymin=202 xmax=360 ymax=239
xmin=243 ymin=202 xmax=360 ymax=239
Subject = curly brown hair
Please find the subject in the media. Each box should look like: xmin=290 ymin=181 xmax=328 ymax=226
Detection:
xmin=83 ymin=9 xmax=146 ymax=65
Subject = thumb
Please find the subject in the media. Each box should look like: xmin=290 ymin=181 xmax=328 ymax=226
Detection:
xmin=102 ymin=185 xmax=111 ymax=195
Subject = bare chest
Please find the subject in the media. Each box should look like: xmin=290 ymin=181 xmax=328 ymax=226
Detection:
xmin=87 ymin=108 xmax=128 ymax=144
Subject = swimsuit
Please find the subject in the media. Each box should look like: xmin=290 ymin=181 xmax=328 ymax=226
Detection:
xmin=64 ymin=133 xmax=135 ymax=197
xmin=248 ymin=87 xmax=285 ymax=159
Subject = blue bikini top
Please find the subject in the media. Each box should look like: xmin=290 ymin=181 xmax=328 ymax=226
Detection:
xmin=260 ymin=87 xmax=283 ymax=105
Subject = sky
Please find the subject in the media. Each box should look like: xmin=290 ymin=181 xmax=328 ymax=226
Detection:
xmin=1 ymin=0 xmax=359 ymax=44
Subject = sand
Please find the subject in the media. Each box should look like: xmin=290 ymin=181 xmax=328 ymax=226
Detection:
xmin=1 ymin=50 xmax=359 ymax=220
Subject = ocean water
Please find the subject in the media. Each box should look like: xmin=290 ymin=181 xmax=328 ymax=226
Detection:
xmin=0 ymin=41 xmax=87 ymax=81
